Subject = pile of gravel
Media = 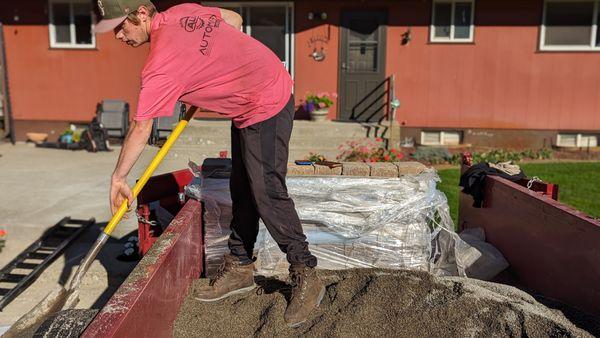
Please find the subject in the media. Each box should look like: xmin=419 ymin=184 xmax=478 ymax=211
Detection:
xmin=174 ymin=269 xmax=593 ymax=337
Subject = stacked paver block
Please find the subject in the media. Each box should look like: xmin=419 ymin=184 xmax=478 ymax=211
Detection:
xmin=314 ymin=164 xmax=343 ymax=175
xmin=287 ymin=164 xmax=315 ymax=176
xmin=368 ymin=162 xmax=399 ymax=177
xmin=287 ymin=161 xmax=427 ymax=178
xmin=340 ymin=162 xmax=370 ymax=176
xmin=395 ymin=162 xmax=427 ymax=175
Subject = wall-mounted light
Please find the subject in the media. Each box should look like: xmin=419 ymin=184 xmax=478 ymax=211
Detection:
xmin=401 ymin=27 xmax=412 ymax=45
xmin=308 ymin=12 xmax=328 ymax=21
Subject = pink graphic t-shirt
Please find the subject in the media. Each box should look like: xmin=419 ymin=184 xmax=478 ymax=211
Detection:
xmin=135 ymin=4 xmax=293 ymax=128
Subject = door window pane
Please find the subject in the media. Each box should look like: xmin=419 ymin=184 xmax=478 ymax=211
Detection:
xmin=348 ymin=18 xmax=379 ymax=72
xmin=53 ymin=3 xmax=71 ymax=43
xmin=349 ymin=19 xmax=378 ymax=42
xmin=248 ymin=7 xmax=286 ymax=61
xmin=454 ymin=2 xmax=472 ymax=39
xmin=434 ymin=3 xmax=452 ymax=38
xmin=348 ymin=45 xmax=377 ymax=72
xmin=73 ymin=2 xmax=92 ymax=44
xmin=544 ymin=1 xmax=593 ymax=46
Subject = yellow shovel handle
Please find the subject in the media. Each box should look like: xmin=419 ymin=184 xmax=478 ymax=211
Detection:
xmin=103 ymin=106 xmax=198 ymax=235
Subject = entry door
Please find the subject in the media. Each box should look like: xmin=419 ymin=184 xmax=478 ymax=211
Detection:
xmin=339 ymin=11 xmax=387 ymax=121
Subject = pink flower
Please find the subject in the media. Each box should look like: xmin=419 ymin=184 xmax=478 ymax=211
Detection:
xmin=318 ymin=102 xmax=326 ymax=108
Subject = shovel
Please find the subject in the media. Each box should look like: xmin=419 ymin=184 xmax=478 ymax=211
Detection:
xmin=3 ymin=106 xmax=198 ymax=337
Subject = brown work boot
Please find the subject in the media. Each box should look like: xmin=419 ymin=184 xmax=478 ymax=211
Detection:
xmin=194 ymin=254 xmax=256 ymax=302
xmin=284 ymin=264 xmax=326 ymax=327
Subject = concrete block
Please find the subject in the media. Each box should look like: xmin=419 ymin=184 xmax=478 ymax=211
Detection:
xmin=394 ymin=162 xmax=427 ymax=175
xmin=287 ymin=163 xmax=315 ymax=176
xmin=314 ymin=164 xmax=343 ymax=175
xmin=341 ymin=162 xmax=370 ymax=176
xmin=368 ymin=162 xmax=399 ymax=177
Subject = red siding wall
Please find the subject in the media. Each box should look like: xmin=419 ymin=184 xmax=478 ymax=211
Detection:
xmin=3 ymin=0 xmax=599 ymax=137
xmin=388 ymin=0 xmax=600 ymax=131
xmin=295 ymin=0 xmax=600 ymax=130
xmin=1 ymin=0 xmax=148 ymax=124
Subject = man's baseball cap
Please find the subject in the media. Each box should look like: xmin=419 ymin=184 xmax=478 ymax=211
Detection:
xmin=94 ymin=0 xmax=155 ymax=33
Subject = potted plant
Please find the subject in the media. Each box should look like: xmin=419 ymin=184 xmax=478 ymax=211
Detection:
xmin=302 ymin=92 xmax=337 ymax=122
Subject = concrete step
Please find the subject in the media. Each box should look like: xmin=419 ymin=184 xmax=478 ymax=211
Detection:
xmin=167 ymin=145 xmax=342 ymax=162
xmin=173 ymin=136 xmax=361 ymax=150
xmin=181 ymin=119 xmax=368 ymax=140
xmin=165 ymin=119 xmax=382 ymax=162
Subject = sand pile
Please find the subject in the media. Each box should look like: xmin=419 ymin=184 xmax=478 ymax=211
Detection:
xmin=174 ymin=269 xmax=593 ymax=337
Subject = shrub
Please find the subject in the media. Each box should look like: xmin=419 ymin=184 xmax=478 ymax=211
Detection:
xmin=411 ymin=147 xmax=452 ymax=164
xmin=336 ymin=138 xmax=405 ymax=162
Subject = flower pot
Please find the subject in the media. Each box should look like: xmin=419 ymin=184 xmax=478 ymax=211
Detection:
xmin=310 ymin=108 xmax=329 ymax=122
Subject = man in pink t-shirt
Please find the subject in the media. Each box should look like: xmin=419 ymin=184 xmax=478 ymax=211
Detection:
xmin=96 ymin=0 xmax=323 ymax=326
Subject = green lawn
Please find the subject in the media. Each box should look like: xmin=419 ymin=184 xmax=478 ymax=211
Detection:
xmin=437 ymin=162 xmax=600 ymax=228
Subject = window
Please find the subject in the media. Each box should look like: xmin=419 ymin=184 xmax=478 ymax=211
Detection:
xmin=541 ymin=0 xmax=600 ymax=51
xmin=557 ymin=133 xmax=598 ymax=147
xmin=49 ymin=0 xmax=95 ymax=49
xmin=205 ymin=2 xmax=293 ymax=73
xmin=421 ymin=130 xmax=462 ymax=145
xmin=430 ymin=0 xmax=475 ymax=42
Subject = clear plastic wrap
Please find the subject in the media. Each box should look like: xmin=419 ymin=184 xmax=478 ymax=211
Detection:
xmin=197 ymin=168 xmax=469 ymax=277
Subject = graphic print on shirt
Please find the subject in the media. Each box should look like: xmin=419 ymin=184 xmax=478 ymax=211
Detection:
xmin=179 ymin=14 xmax=221 ymax=56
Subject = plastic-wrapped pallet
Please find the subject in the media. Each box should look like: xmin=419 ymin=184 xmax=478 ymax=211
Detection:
xmin=196 ymin=168 xmax=469 ymax=277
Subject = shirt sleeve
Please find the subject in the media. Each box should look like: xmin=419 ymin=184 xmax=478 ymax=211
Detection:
xmin=135 ymin=73 xmax=183 ymax=121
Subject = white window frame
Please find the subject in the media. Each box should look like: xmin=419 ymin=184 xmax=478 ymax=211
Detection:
xmin=540 ymin=0 xmax=600 ymax=51
xmin=420 ymin=130 xmax=462 ymax=145
xmin=203 ymin=1 xmax=294 ymax=79
xmin=557 ymin=133 xmax=598 ymax=147
xmin=48 ymin=0 xmax=96 ymax=49
xmin=430 ymin=0 xmax=475 ymax=43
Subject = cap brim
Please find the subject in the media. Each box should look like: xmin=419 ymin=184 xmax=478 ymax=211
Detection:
xmin=94 ymin=15 xmax=128 ymax=33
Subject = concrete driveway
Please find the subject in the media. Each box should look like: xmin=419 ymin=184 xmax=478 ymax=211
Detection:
xmin=0 ymin=142 xmax=194 ymax=326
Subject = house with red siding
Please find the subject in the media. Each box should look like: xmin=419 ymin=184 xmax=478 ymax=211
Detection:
xmin=0 ymin=0 xmax=599 ymax=148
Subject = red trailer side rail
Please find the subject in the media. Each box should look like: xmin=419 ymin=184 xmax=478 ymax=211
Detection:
xmin=82 ymin=199 xmax=203 ymax=337
xmin=459 ymin=159 xmax=600 ymax=316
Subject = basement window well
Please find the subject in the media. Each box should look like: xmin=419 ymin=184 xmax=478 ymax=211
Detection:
xmin=48 ymin=0 xmax=95 ymax=49
xmin=430 ymin=0 xmax=475 ymax=43
xmin=556 ymin=133 xmax=598 ymax=147
xmin=421 ymin=130 xmax=462 ymax=146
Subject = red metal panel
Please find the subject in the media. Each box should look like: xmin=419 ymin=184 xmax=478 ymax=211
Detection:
xmin=136 ymin=169 xmax=194 ymax=255
xmin=458 ymin=176 xmax=600 ymax=316
xmin=83 ymin=199 xmax=203 ymax=338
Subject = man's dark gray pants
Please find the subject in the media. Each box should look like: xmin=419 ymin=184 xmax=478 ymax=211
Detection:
xmin=227 ymin=95 xmax=317 ymax=268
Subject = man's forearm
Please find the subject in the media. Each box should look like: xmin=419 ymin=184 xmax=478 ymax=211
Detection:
xmin=112 ymin=119 xmax=153 ymax=181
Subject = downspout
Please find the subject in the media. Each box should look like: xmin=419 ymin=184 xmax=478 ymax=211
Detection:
xmin=0 ymin=23 xmax=15 ymax=144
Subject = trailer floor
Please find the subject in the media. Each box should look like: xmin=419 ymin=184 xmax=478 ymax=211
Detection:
xmin=174 ymin=269 xmax=596 ymax=337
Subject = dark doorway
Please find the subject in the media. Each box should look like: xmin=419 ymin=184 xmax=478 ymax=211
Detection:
xmin=339 ymin=11 xmax=387 ymax=122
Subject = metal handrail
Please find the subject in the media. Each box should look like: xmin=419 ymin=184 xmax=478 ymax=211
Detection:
xmin=349 ymin=75 xmax=394 ymax=123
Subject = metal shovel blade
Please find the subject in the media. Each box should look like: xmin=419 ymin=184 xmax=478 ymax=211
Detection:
xmin=1 ymin=233 xmax=107 ymax=337
xmin=1 ymin=286 xmax=70 ymax=338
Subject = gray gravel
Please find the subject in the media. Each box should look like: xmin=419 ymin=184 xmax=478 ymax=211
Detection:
xmin=174 ymin=269 xmax=594 ymax=337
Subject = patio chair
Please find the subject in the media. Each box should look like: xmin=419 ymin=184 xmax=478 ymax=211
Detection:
xmin=96 ymin=99 xmax=129 ymax=139
xmin=149 ymin=101 xmax=186 ymax=145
